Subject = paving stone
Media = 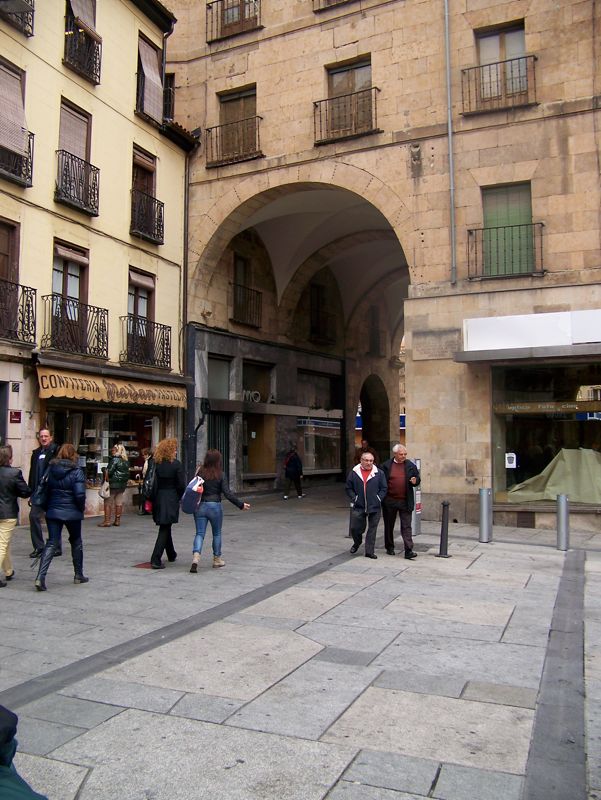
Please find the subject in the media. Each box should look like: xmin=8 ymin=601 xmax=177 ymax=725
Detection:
xmin=60 ymin=675 xmax=184 ymax=712
xmin=226 ymin=613 xmax=306 ymax=630
xmin=227 ymin=660 xmax=381 ymax=739
xmin=17 ymin=694 xmax=123 ymax=728
xmin=13 ymin=752 xmax=88 ymax=800
xmin=170 ymin=692 xmax=245 ymax=723
xmin=322 ymin=687 xmax=533 ymax=773
xmin=373 ymin=671 xmax=465 ymax=698
xmin=241 ymin=586 xmax=355 ymax=621
xmin=326 ymin=782 xmax=425 ymax=799
xmin=387 ymin=597 xmax=514 ymax=627
xmin=462 ymin=681 xmax=538 ymax=709
xmin=298 ymin=621 xmax=398 ymax=653
xmin=313 ymin=647 xmax=378 ymax=666
xmin=343 ymin=749 xmax=439 ymax=795
xmin=432 ymin=763 xmax=523 ymax=800
xmin=50 ymin=708 xmax=357 ymax=800
xmin=16 ymin=716 xmax=87 ymax=756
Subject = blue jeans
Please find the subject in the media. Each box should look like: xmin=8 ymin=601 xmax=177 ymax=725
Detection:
xmin=193 ymin=502 xmax=223 ymax=556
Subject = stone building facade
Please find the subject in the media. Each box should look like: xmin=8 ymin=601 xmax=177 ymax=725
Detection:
xmin=167 ymin=0 xmax=601 ymax=522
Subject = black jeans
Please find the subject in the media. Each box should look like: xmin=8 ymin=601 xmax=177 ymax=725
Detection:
xmin=151 ymin=524 xmax=177 ymax=566
xmin=350 ymin=509 xmax=381 ymax=556
xmin=382 ymin=499 xmax=413 ymax=552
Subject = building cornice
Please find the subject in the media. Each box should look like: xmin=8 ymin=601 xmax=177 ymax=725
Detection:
xmin=131 ymin=0 xmax=176 ymax=33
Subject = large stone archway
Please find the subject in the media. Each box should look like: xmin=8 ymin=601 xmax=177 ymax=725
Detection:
xmin=360 ymin=374 xmax=392 ymax=464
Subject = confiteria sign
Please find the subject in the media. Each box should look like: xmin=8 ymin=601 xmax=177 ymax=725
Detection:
xmin=36 ymin=367 xmax=186 ymax=408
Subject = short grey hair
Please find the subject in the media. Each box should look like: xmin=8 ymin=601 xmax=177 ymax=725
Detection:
xmin=392 ymin=443 xmax=407 ymax=454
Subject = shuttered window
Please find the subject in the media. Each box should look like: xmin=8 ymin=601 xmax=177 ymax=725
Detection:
xmin=482 ymin=184 xmax=534 ymax=276
xmin=0 ymin=62 xmax=27 ymax=155
xmin=69 ymin=0 xmax=95 ymax=28
xmin=59 ymin=102 xmax=89 ymax=160
xmin=138 ymin=38 xmax=163 ymax=122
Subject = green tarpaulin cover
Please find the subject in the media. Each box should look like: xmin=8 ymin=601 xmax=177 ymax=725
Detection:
xmin=508 ymin=448 xmax=601 ymax=504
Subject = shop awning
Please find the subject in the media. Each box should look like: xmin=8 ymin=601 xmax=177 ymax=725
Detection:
xmin=37 ymin=367 xmax=187 ymax=408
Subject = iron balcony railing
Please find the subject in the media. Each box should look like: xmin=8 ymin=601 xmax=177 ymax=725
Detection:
xmin=461 ymin=55 xmax=537 ymax=114
xmin=309 ymin=311 xmax=337 ymax=345
xmin=0 ymin=0 xmax=34 ymax=36
xmin=206 ymin=0 xmax=261 ymax=43
xmin=206 ymin=116 xmax=263 ymax=167
xmin=130 ymin=189 xmax=164 ymax=245
xmin=313 ymin=0 xmax=357 ymax=9
xmin=163 ymin=85 xmax=175 ymax=121
xmin=314 ymin=87 xmax=380 ymax=144
xmin=120 ymin=315 xmax=171 ymax=369
xmin=55 ymin=150 xmax=99 ymax=216
xmin=0 ymin=130 xmax=34 ymax=187
xmin=63 ymin=13 xmax=102 ymax=84
xmin=0 ymin=278 xmax=35 ymax=343
xmin=41 ymin=294 xmax=108 ymax=358
xmin=231 ymin=283 xmax=262 ymax=328
xmin=467 ymin=222 xmax=544 ymax=279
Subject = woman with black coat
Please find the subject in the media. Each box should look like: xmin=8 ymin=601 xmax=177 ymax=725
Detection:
xmin=0 ymin=445 xmax=31 ymax=587
xmin=149 ymin=438 xmax=186 ymax=570
xmin=190 ymin=449 xmax=250 ymax=573
xmin=34 ymin=443 xmax=88 ymax=592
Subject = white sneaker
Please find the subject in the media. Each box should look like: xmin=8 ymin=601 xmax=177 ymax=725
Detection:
xmin=283 ymin=495 xmax=288 ymax=500
xmin=297 ymin=494 xmax=305 ymax=498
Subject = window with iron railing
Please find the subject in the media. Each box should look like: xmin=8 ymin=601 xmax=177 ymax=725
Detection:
xmin=231 ymin=283 xmax=262 ymax=327
xmin=54 ymin=149 xmax=99 ymax=216
xmin=467 ymin=222 xmax=544 ymax=279
xmin=314 ymin=86 xmax=380 ymax=143
xmin=0 ymin=278 xmax=35 ymax=343
xmin=120 ymin=315 xmax=171 ymax=369
xmin=462 ymin=54 xmax=537 ymax=114
xmin=0 ymin=0 xmax=34 ymax=36
xmin=206 ymin=0 xmax=261 ymax=43
xmin=0 ymin=61 xmax=34 ymax=187
xmin=63 ymin=8 xmax=102 ymax=85
xmin=130 ymin=189 xmax=164 ymax=244
xmin=0 ymin=130 xmax=33 ymax=187
xmin=41 ymin=293 xmax=108 ymax=358
xmin=206 ymin=116 xmax=263 ymax=166
xmin=163 ymin=73 xmax=175 ymax=121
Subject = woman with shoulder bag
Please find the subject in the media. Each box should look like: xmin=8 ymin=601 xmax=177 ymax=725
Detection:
xmin=190 ymin=449 xmax=250 ymax=573
xmin=34 ymin=443 xmax=88 ymax=592
xmin=0 ymin=445 xmax=32 ymax=587
xmin=98 ymin=444 xmax=130 ymax=527
xmin=149 ymin=438 xmax=186 ymax=570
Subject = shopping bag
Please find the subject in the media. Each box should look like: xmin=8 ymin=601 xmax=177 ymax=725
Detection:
xmin=181 ymin=476 xmax=204 ymax=514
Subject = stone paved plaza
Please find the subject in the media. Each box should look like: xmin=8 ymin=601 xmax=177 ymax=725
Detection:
xmin=0 ymin=486 xmax=598 ymax=799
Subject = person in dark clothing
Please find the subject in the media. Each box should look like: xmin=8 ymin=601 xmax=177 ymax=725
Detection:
xmin=380 ymin=443 xmax=421 ymax=559
xmin=27 ymin=428 xmax=59 ymax=557
xmin=149 ymin=438 xmax=186 ymax=570
xmin=345 ymin=451 xmax=387 ymax=559
xmin=34 ymin=443 xmax=88 ymax=592
xmin=354 ymin=438 xmax=379 ymax=465
xmin=190 ymin=449 xmax=250 ymax=573
xmin=283 ymin=445 xmax=304 ymax=499
xmin=0 ymin=446 xmax=31 ymax=587
xmin=98 ymin=444 xmax=130 ymax=527
xmin=0 ymin=705 xmax=48 ymax=799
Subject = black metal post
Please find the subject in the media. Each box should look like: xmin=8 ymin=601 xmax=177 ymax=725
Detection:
xmin=437 ymin=500 xmax=452 ymax=558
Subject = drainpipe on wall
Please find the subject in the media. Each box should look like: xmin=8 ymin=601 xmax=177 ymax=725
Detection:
xmin=443 ymin=0 xmax=457 ymax=285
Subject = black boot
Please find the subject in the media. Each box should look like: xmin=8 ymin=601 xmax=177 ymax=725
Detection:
xmin=35 ymin=542 xmax=57 ymax=591
xmin=72 ymin=539 xmax=89 ymax=584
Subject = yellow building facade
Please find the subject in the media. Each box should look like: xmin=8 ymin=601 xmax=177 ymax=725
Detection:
xmin=0 ymin=0 xmax=194 ymax=514
xmin=166 ymin=0 xmax=601 ymax=524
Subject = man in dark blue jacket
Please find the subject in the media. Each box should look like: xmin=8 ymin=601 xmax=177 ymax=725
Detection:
xmin=27 ymin=428 xmax=58 ymax=558
xmin=345 ymin=452 xmax=387 ymax=559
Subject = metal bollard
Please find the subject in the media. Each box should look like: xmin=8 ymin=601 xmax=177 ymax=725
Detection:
xmin=411 ymin=458 xmax=422 ymax=537
xmin=557 ymin=494 xmax=569 ymax=551
xmin=436 ymin=500 xmax=452 ymax=558
xmin=478 ymin=488 xmax=493 ymax=543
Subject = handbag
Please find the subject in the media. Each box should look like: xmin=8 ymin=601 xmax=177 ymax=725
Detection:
xmin=181 ymin=476 xmax=204 ymax=514
xmin=31 ymin=471 xmax=49 ymax=509
xmin=142 ymin=459 xmax=157 ymax=500
xmin=144 ymin=499 xmax=153 ymax=513
xmin=98 ymin=479 xmax=110 ymax=500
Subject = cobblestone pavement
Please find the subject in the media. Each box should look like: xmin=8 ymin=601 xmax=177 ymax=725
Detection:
xmin=0 ymin=485 xmax=598 ymax=800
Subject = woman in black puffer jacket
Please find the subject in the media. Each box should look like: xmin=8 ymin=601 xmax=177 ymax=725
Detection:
xmin=34 ymin=443 xmax=88 ymax=592
xmin=0 ymin=445 xmax=31 ymax=588
xmin=149 ymin=438 xmax=186 ymax=570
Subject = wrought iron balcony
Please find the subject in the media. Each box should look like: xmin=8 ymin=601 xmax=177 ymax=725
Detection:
xmin=55 ymin=150 xmax=99 ymax=216
xmin=313 ymin=0 xmax=357 ymax=9
xmin=314 ymin=87 xmax=380 ymax=144
xmin=467 ymin=222 xmax=544 ymax=279
xmin=0 ymin=131 xmax=34 ymax=187
xmin=231 ymin=283 xmax=262 ymax=328
xmin=63 ymin=13 xmax=102 ymax=84
xmin=0 ymin=278 xmax=35 ymax=343
xmin=120 ymin=315 xmax=171 ymax=369
xmin=206 ymin=0 xmax=261 ymax=43
xmin=309 ymin=311 xmax=337 ymax=345
xmin=206 ymin=116 xmax=263 ymax=167
xmin=163 ymin=85 xmax=175 ymax=122
xmin=130 ymin=189 xmax=164 ymax=245
xmin=41 ymin=294 xmax=108 ymax=358
xmin=0 ymin=0 xmax=34 ymax=36
xmin=461 ymin=55 xmax=537 ymax=114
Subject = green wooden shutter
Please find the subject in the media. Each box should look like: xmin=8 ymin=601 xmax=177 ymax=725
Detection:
xmin=482 ymin=184 xmax=533 ymax=276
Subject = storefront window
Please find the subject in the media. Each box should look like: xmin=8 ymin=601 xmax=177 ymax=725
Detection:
xmin=296 ymin=417 xmax=341 ymax=471
xmin=48 ymin=408 xmax=159 ymax=487
xmin=492 ymin=364 xmax=601 ymax=503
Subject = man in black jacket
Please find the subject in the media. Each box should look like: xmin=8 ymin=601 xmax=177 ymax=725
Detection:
xmin=345 ymin=452 xmax=387 ymax=559
xmin=380 ymin=444 xmax=421 ymax=559
xmin=27 ymin=428 xmax=59 ymax=558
